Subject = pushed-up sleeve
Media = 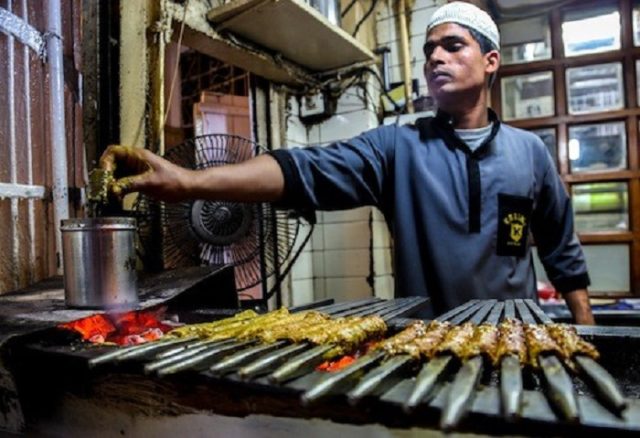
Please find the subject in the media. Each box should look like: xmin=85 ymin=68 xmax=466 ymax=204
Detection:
xmin=269 ymin=126 xmax=395 ymax=211
xmin=531 ymin=147 xmax=590 ymax=294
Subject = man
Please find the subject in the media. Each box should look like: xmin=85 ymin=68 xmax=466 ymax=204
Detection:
xmin=101 ymin=2 xmax=595 ymax=324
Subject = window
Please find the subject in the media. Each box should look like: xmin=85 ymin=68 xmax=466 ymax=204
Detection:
xmin=533 ymin=245 xmax=630 ymax=294
xmin=568 ymin=122 xmax=627 ymax=173
xmin=562 ymin=5 xmax=621 ymax=57
xmin=500 ymin=71 xmax=554 ymax=121
xmin=500 ymin=16 xmax=552 ymax=65
xmin=494 ymin=1 xmax=639 ymax=297
xmin=571 ymin=182 xmax=628 ymax=232
xmin=566 ymin=63 xmax=624 ymax=115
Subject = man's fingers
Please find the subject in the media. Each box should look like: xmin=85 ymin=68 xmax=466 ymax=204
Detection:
xmin=99 ymin=145 xmax=128 ymax=172
xmin=111 ymin=172 xmax=151 ymax=198
xmin=99 ymin=145 xmax=152 ymax=174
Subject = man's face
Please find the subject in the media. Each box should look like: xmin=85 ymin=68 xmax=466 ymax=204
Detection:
xmin=423 ymin=23 xmax=499 ymax=106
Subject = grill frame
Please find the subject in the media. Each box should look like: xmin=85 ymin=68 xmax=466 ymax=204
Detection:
xmin=3 ymin=298 xmax=640 ymax=436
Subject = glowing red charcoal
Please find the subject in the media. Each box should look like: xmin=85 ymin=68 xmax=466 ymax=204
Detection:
xmin=58 ymin=307 xmax=174 ymax=346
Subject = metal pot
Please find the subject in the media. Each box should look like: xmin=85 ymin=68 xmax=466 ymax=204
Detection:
xmin=61 ymin=217 xmax=138 ymax=309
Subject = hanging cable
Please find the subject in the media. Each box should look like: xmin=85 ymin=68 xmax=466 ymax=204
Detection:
xmin=352 ymin=0 xmax=379 ymax=37
xmin=163 ymin=0 xmax=190 ymax=126
xmin=341 ymin=0 xmax=358 ymax=17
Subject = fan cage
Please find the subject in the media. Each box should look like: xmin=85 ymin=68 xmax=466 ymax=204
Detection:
xmin=134 ymin=134 xmax=312 ymax=297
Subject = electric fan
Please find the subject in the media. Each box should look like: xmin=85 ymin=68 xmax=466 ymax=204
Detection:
xmin=134 ymin=134 xmax=314 ymax=299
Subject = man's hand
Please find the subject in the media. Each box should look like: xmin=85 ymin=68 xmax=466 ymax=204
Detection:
xmin=99 ymin=145 xmax=193 ymax=203
xmin=563 ymin=289 xmax=595 ymax=325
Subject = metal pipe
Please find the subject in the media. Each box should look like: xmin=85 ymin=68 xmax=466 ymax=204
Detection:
xmin=47 ymin=0 xmax=70 ymax=274
xmin=0 ymin=183 xmax=47 ymax=199
xmin=7 ymin=1 xmax=19 ymax=290
xmin=398 ymin=0 xmax=414 ymax=113
xmin=21 ymin=0 xmax=36 ymax=284
xmin=0 ymin=6 xmax=46 ymax=56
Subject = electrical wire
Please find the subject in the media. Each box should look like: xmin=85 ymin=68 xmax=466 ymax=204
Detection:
xmin=163 ymin=0 xmax=190 ymax=127
xmin=341 ymin=0 xmax=357 ymax=18
xmin=352 ymin=0 xmax=379 ymax=37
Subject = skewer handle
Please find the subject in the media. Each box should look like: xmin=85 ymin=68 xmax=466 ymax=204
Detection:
xmin=301 ymin=351 xmax=385 ymax=405
xmin=238 ymin=343 xmax=309 ymax=380
xmin=87 ymin=336 xmax=196 ymax=367
xmin=440 ymin=355 xmax=483 ymax=431
xmin=269 ymin=344 xmax=334 ymax=384
xmin=155 ymin=340 xmax=255 ymax=377
xmin=403 ymin=355 xmax=452 ymax=413
xmin=500 ymin=354 xmax=522 ymax=420
xmin=538 ymin=355 xmax=580 ymax=422
xmin=209 ymin=341 xmax=287 ymax=375
xmin=346 ymin=355 xmax=413 ymax=405
xmin=575 ymin=355 xmax=627 ymax=413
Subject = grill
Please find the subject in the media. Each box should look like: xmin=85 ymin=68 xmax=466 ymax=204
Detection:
xmin=2 ymin=292 xmax=640 ymax=436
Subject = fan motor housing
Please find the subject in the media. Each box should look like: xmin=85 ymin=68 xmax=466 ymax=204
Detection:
xmin=190 ymin=199 xmax=254 ymax=246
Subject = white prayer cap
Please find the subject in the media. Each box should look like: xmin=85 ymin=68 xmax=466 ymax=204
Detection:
xmin=427 ymin=1 xmax=500 ymax=50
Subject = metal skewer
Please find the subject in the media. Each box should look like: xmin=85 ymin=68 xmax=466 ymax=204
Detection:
xmin=155 ymin=340 xmax=256 ymax=377
xmin=403 ymin=355 xmax=452 ymax=412
xmin=154 ymin=338 xmax=229 ymax=359
xmin=267 ymin=298 xmax=427 ymax=384
xmin=238 ymin=343 xmax=309 ymax=380
xmin=440 ymin=355 xmax=484 ymax=431
xmin=539 ymin=355 xmax=580 ymax=422
xmin=575 ymin=355 xmax=627 ymax=414
xmin=468 ymin=300 xmax=497 ymax=325
xmin=346 ymin=354 xmax=414 ymax=405
xmin=485 ymin=302 xmax=504 ymax=325
xmin=528 ymin=307 xmax=624 ymax=417
xmin=87 ymin=336 xmax=198 ymax=368
xmin=500 ymin=354 xmax=523 ymax=420
xmin=209 ymin=341 xmax=288 ymax=375
xmin=236 ymin=303 xmax=410 ymax=380
xmin=300 ymin=350 xmax=386 ymax=405
xmin=269 ymin=344 xmax=335 ymax=383
xmin=143 ymin=339 xmax=237 ymax=374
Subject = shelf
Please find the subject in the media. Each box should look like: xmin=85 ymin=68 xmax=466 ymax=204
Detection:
xmin=206 ymin=0 xmax=375 ymax=73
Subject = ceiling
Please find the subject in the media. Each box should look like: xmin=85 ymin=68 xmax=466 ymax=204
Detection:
xmin=488 ymin=0 xmax=579 ymax=18
xmin=492 ymin=0 xmax=559 ymax=8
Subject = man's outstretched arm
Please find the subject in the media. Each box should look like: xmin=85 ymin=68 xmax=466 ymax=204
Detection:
xmin=100 ymin=145 xmax=285 ymax=203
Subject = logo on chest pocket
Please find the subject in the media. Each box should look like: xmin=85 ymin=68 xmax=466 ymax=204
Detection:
xmin=497 ymin=194 xmax=533 ymax=257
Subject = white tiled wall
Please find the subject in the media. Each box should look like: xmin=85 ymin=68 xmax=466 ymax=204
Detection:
xmin=284 ymin=72 xmax=395 ymax=305
xmin=375 ymin=0 xmax=445 ymax=97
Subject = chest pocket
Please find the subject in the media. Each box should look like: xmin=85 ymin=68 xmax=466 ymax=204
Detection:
xmin=497 ymin=193 xmax=534 ymax=257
